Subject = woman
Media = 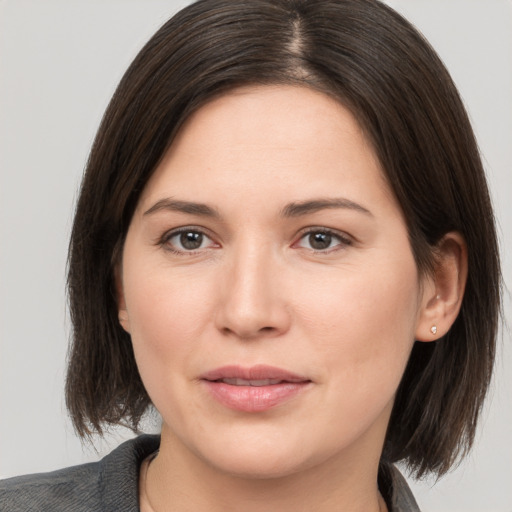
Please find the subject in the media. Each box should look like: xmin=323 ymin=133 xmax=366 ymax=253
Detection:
xmin=0 ymin=0 xmax=501 ymax=511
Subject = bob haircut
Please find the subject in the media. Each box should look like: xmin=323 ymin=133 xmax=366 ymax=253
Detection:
xmin=66 ymin=0 xmax=500 ymax=478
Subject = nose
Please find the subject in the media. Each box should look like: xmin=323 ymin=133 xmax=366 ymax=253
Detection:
xmin=215 ymin=244 xmax=291 ymax=340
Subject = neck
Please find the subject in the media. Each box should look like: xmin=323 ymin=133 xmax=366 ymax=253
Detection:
xmin=143 ymin=427 xmax=387 ymax=512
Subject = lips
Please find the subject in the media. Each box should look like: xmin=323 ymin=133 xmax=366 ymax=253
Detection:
xmin=217 ymin=378 xmax=284 ymax=386
xmin=200 ymin=365 xmax=312 ymax=412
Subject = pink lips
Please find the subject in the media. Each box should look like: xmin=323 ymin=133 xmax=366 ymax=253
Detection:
xmin=200 ymin=365 xmax=311 ymax=412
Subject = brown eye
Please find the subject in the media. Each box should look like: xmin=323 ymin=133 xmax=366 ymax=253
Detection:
xmin=164 ymin=229 xmax=215 ymax=252
xmin=308 ymin=232 xmax=332 ymax=250
xmin=180 ymin=231 xmax=204 ymax=250
xmin=296 ymin=229 xmax=351 ymax=252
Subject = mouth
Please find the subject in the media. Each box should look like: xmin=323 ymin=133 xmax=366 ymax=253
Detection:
xmin=213 ymin=378 xmax=289 ymax=386
xmin=200 ymin=365 xmax=312 ymax=412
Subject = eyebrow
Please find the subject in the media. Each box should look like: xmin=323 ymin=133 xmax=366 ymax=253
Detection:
xmin=143 ymin=197 xmax=372 ymax=219
xmin=281 ymin=198 xmax=373 ymax=217
xmin=144 ymin=198 xmax=221 ymax=218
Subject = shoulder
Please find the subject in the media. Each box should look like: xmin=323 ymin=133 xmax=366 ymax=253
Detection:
xmin=0 ymin=461 xmax=100 ymax=512
xmin=0 ymin=434 xmax=160 ymax=512
xmin=379 ymin=462 xmax=421 ymax=512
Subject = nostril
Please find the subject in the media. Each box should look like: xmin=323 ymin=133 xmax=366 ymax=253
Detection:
xmin=220 ymin=325 xmax=277 ymax=339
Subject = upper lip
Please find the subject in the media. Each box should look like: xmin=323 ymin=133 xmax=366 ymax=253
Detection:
xmin=200 ymin=365 xmax=310 ymax=383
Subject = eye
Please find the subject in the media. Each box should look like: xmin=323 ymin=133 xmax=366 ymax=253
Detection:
xmin=296 ymin=229 xmax=351 ymax=252
xmin=162 ymin=228 xmax=217 ymax=253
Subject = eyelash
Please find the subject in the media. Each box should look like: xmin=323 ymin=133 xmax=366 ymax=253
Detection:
xmin=295 ymin=227 xmax=353 ymax=253
xmin=158 ymin=226 xmax=217 ymax=255
xmin=158 ymin=226 xmax=352 ymax=255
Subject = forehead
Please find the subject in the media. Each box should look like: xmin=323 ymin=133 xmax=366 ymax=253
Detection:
xmin=169 ymin=85 xmax=371 ymax=158
xmin=137 ymin=85 xmax=393 ymax=214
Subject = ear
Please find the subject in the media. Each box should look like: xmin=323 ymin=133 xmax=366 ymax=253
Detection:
xmin=115 ymin=264 xmax=131 ymax=334
xmin=415 ymin=232 xmax=468 ymax=342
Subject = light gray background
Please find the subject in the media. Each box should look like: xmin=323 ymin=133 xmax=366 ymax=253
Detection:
xmin=1 ymin=1 xmax=511 ymax=510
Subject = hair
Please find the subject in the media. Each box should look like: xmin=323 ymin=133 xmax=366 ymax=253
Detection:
xmin=66 ymin=0 xmax=501 ymax=478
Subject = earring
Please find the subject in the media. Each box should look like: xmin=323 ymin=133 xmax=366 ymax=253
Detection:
xmin=430 ymin=325 xmax=437 ymax=335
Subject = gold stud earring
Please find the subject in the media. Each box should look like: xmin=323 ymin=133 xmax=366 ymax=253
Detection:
xmin=430 ymin=325 xmax=437 ymax=335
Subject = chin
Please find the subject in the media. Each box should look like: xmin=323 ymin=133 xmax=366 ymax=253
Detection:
xmin=206 ymin=452 xmax=311 ymax=480
xmin=191 ymin=432 xmax=332 ymax=481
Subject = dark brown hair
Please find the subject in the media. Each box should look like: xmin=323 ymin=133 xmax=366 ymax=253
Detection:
xmin=66 ymin=0 xmax=501 ymax=478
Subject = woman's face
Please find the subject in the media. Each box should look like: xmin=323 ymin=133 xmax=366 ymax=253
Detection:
xmin=119 ymin=85 xmax=434 ymax=478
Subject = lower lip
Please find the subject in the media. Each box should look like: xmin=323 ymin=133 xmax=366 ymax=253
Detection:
xmin=202 ymin=381 xmax=310 ymax=412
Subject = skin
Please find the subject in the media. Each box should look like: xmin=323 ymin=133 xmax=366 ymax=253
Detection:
xmin=118 ymin=85 xmax=466 ymax=512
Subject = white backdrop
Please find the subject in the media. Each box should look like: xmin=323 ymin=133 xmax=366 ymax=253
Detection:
xmin=1 ymin=1 xmax=511 ymax=510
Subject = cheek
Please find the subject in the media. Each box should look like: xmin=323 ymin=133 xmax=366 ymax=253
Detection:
xmin=289 ymin=259 xmax=420 ymax=442
xmin=122 ymin=259 xmax=217 ymax=381
xmin=122 ymin=265 xmax=221 ymax=430
xmin=294 ymin=255 xmax=420 ymax=387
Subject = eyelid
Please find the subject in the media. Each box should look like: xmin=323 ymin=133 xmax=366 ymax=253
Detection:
xmin=156 ymin=225 xmax=353 ymax=255
xmin=293 ymin=226 xmax=353 ymax=252
xmin=158 ymin=225 xmax=220 ymax=254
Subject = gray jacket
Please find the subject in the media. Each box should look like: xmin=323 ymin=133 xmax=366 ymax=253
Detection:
xmin=0 ymin=435 xmax=420 ymax=511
